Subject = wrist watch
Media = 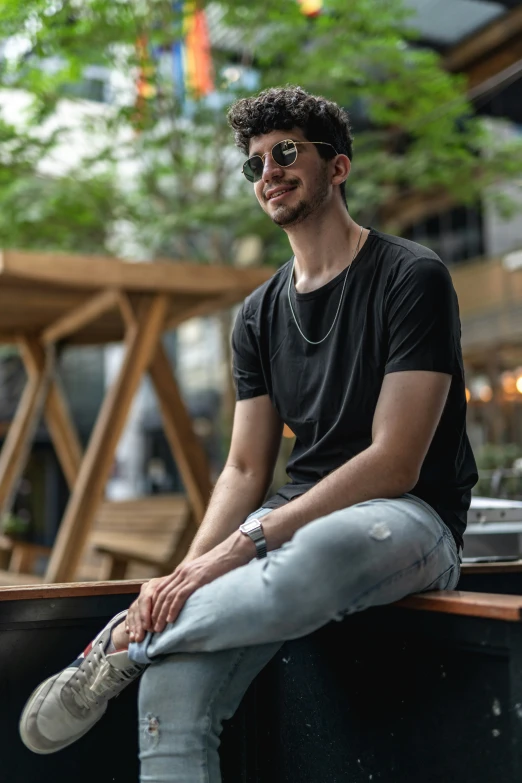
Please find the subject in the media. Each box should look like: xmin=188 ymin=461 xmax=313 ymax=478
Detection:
xmin=239 ymin=518 xmax=268 ymax=559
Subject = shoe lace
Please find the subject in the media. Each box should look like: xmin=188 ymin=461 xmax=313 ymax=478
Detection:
xmin=68 ymin=644 xmax=136 ymax=710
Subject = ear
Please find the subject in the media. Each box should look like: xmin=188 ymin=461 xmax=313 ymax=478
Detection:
xmin=331 ymin=154 xmax=351 ymax=187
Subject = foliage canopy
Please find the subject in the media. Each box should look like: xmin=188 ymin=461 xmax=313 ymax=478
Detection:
xmin=0 ymin=0 xmax=520 ymax=263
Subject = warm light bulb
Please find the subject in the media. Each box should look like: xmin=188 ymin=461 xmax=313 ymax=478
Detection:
xmin=516 ymin=376 xmax=522 ymax=394
xmin=502 ymin=373 xmax=517 ymax=394
xmin=478 ymin=385 xmax=493 ymax=402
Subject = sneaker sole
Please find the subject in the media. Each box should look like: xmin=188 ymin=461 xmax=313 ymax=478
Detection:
xmin=19 ymin=675 xmax=105 ymax=755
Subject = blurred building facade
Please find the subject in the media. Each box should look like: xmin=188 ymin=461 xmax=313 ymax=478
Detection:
xmin=390 ymin=1 xmax=522 ymax=456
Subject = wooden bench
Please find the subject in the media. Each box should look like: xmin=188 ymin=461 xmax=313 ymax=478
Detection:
xmin=3 ymin=580 xmax=522 ymax=782
xmin=87 ymin=494 xmax=195 ymax=580
xmin=0 ymin=493 xmax=195 ymax=584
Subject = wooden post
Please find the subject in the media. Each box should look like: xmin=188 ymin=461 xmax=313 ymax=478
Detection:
xmin=149 ymin=344 xmax=213 ymax=523
xmin=0 ymin=337 xmax=53 ymax=517
xmin=45 ymin=294 xmax=169 ymax=583
xmin=44 ymin=381 xmax=83 ymax=490
xmin=23 ymin=338 xmax=83 ymax=491
xmin=118 ymin=293 xmax=213 ymax=523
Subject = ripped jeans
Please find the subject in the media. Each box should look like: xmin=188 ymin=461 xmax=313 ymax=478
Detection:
xmin=128 ymin=494 xmax=461 ymax=783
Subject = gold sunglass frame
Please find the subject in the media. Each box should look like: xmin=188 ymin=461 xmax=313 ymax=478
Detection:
xmin=241 ymin=139 xmax=338 ymax=182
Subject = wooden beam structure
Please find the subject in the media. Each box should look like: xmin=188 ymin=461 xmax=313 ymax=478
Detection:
xmin=0 ymin=249 xmax=268 ymax=296
xmin=119 ymin=293 xmax=213 ymax=522
xmin=45 ymin=294 xmax=169 ymax=582
xmin=44 ymin=381 xmax=83 ymax=490
xmin=0 ymin=249 xmax=273 ymax=583
xmin=42 ymin=288 xmax=120 ymax=344
xmin=0 ymin=337 xmax=53 ymax=517
xmin=15 ymin=338 xmax=83 ymax=490
xmin=149 ymin=344 xmax=213 ymax=522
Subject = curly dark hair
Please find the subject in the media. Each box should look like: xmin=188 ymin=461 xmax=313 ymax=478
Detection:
xmin=227 ymin=86 xmax=353 ymax=205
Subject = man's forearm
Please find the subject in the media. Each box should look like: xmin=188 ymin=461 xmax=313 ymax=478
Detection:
xmin=250 ymin=444 xmax=416 ymax=553
xmin=183 ymin=464 xmax=269 ymax=562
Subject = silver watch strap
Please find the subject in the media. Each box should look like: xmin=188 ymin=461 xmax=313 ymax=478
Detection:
xmin=253 ymin=537 xmax=267 ymax=559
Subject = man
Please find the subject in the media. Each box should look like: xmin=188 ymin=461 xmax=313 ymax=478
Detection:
xmin=19 ymin=86 xmax=477 ymax=781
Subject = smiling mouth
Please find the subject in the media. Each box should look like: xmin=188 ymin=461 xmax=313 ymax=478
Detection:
xmin=266 ymin=186 xmax=297 ymax=202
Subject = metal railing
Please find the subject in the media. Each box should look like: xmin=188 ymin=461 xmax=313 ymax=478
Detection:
xmin=476 ymin=469 xmax=522 ymax=500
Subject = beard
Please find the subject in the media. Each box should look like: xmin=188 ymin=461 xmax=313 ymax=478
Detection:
xmin=268 ymin=168 xmax=330 ymax=228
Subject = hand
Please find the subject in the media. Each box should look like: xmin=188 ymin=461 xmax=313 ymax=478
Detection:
xmin=125 ymin=532 xmax=253 ymax=643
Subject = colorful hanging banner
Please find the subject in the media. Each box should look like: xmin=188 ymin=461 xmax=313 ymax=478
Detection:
xmin=173 ymin=1 xmax=214 ymax=103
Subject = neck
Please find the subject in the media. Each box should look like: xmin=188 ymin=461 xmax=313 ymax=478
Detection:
xmin=285 ymin=203 xmax=368 ymax=294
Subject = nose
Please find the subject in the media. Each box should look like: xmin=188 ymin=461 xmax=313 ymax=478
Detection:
xmin=261 ymin=152 xmax=284 ymax=183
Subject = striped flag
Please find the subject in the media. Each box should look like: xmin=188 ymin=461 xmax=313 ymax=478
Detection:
xmin=172 ymin=1 xmax=214 ymax=102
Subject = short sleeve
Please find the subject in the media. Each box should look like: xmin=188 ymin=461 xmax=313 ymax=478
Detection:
xmin=231 ymin=306 xmax=268 ymax=400
xmin=384 ymin=257 xmax=461 ymax=377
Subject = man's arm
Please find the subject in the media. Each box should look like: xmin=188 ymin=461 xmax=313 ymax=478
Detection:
xmin=184 ymin=394 xmax=283 ymax=560
xmin=240 ymin=369 xmax=452 ymax=552
xmin=125 ymin=393 xmax=282 ymax=641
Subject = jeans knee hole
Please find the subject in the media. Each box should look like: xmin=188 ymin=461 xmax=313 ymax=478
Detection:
xmin=141 ymin=713 xmax=160 ymax=748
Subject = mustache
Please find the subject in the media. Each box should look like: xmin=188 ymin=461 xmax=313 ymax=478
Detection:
xmin=263 ymin=179 xmax=299 ymax=200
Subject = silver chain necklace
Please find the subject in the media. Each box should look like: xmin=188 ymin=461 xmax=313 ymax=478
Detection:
xmin=287 ymin=226 xmax=364 ymax=345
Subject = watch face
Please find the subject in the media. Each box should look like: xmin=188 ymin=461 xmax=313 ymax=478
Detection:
xmin=241 ymin=519 xmax=260 ymax=534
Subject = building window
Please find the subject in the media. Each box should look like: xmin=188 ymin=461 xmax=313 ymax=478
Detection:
xmin=403 ymin=204 xmax=484 ymax=265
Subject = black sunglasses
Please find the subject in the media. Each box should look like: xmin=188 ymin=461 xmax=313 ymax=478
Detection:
xmin=242 ymin=139 xmax=338 ymax=183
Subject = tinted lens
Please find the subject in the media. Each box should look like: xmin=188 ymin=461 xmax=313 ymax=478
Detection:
xmin=272 ymin=140 xmax=297 ymax=166
xmin=243 ymin=155 xmax=263 ymax=182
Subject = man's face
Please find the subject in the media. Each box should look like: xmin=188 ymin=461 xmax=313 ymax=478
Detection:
xmin=247 ymin=127 xmax=332 ymax=228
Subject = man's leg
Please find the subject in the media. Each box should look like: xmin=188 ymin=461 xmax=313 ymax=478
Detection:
xmin=130 ymin=495 xmax=459 ymax=781
xmin=138 ymin=643 xmax=281 ymax=783
xmin=20 ymin=495 xmax=459 ymax=774
xmin=130 ymin=495 xmax=459 ymax=663
xmin=19 ymin=610 xmax=144 ymax=754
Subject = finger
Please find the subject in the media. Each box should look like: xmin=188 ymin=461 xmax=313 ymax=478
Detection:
xmin=126 ymin=603 xmax=139 ymax=641
xmin=154 ymin=584 xmax=192 ymax=632
xmin=134 ymin=623 xmax=147 ymax=643
xmin=151 ymin=574 xmax=183 ymax=626
xmin=130 ymin=601 xmax=148 ymax=642
xmin=129 ymin=586 xmax=152 ymax=640
xmin=138 ymin=591 xmax=154 ymax=634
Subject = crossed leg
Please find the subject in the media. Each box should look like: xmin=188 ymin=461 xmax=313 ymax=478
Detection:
xmin=129 ymin=496 xmax=460 ymax=782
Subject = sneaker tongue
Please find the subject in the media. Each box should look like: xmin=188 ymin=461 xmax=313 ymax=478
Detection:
xmin=106 ymin=650 xmax=133 ymax=671
xmin=106 ymin=650 xmax=143 ymax=677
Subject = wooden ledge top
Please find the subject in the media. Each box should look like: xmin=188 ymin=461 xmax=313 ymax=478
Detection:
xmin=0 ymin=579 xmax=145 ymax=602
xmin=460 ymin=559 xmax=522 ymax=574
xmin=1 ymin=581 xmax=522 ymax=623
xmin=396 ymin=591 xmax=522 ymax=622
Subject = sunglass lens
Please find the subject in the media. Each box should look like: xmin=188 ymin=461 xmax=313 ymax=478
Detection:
xmin=273 ymin=140 xmax=297 ymax=166
xmin=243 ymin=156 xmax=263 ymax=182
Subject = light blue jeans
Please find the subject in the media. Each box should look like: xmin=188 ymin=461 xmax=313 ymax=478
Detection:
xmin=128 ymin=494 xmax=460 ymax=783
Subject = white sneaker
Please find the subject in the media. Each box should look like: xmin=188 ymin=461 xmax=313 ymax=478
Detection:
xmin=19 ymin=610 xmax=145 ymax=754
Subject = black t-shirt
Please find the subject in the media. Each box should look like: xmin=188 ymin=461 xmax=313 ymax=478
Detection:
xmin=231 ymin=228 xmax=478 ymax=549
